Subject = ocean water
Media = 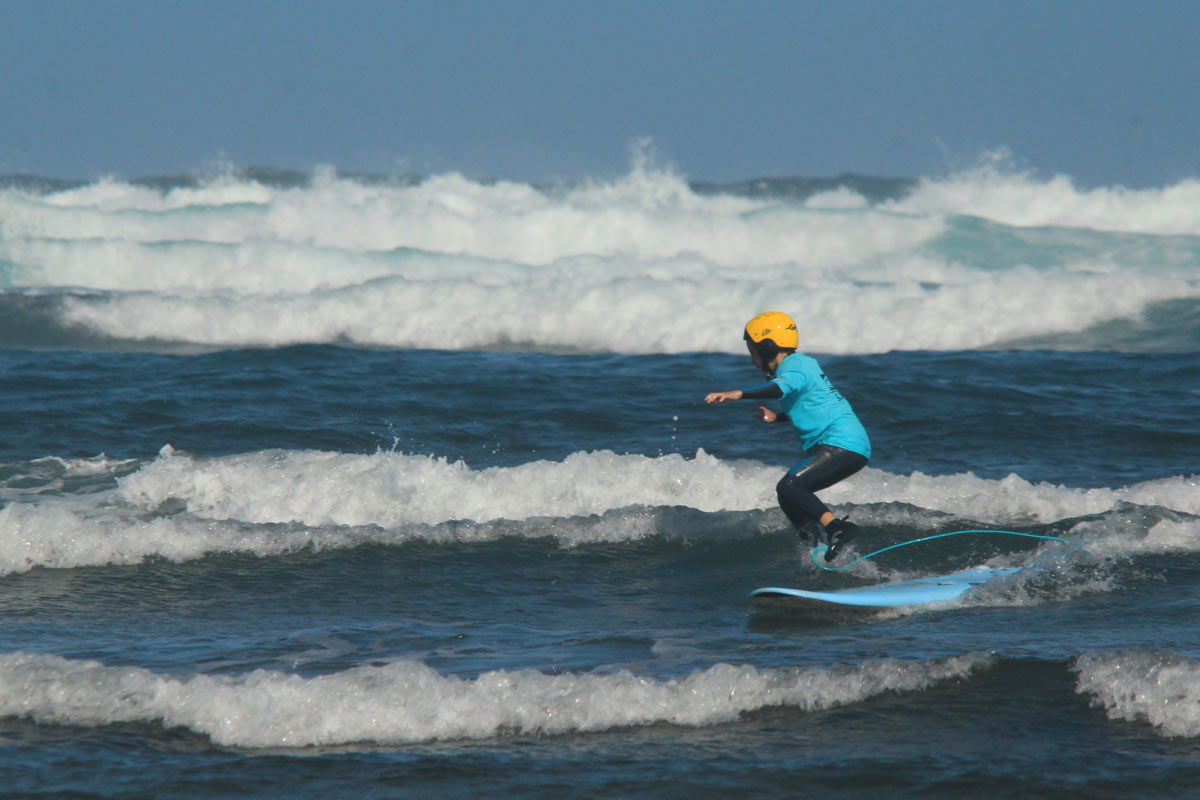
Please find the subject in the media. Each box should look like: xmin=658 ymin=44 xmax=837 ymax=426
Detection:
xmin=2 ymin=160 xmax=1199 ymax=797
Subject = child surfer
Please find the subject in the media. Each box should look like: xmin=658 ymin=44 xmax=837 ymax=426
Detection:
xmin=705 ymin=311 xmax=870 ymax=562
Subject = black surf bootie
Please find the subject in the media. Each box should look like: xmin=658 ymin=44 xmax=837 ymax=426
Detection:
xmin=823 ymin=517 xmax=858 ymax=562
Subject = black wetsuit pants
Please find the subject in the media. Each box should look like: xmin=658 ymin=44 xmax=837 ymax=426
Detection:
xmin=776 ymin=445 xmax=868 ymax=541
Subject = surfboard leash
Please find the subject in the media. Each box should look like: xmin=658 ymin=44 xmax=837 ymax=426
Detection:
xmin=810 ymin=529 xmax=1071 ymax=572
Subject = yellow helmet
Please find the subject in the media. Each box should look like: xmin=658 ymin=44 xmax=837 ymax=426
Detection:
xmin=743 ymin=311 xmax=798 ymax=351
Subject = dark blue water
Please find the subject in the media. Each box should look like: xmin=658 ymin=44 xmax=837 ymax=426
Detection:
xmin=5 ymin=162 xmax=1200 ymax=796
xmin=2 ymin=345 xmax=1199 ymax=797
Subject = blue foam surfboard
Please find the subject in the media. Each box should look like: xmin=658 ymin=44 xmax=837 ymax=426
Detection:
xmin=750 ymin=566 xmax=1021 ymax=611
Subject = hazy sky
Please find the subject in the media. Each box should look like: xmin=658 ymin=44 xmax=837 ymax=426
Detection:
xmin=3 ymin=0 xmax=1196 ymax=186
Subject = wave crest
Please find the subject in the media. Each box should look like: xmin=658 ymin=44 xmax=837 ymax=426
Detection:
xmin=1075 ymin=649 xmax=1200 ymax=737
xmin=0 ymin=650 xmax=994 ymax=747
xmin=5 ymin=160 xmax=1200 ymax=353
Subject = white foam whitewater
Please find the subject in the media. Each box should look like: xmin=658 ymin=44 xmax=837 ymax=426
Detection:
xmin=4 ymin=154 xmax=1200 ymax=353
xmin=0 ymin=650 xmax=994 ymax=747
xmin=1075 ymin=650 xmax=1200 ymax=738
xmin=889 ymin=150 xmax=1200 ymax=236
xmin=113 ymin=446 xmax=1200 ymax=529
xmin=1 ymin=446 xmax=1197 ymax=575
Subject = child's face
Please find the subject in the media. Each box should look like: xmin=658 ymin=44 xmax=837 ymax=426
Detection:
xmin=747 ymin=340 xmax=769 ymax=376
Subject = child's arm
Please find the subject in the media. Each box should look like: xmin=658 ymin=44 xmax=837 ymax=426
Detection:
xmin=706 ymin=382 xmax=788 ymax=424
xmin=705 ymin=381 xmax=783 ymax=404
